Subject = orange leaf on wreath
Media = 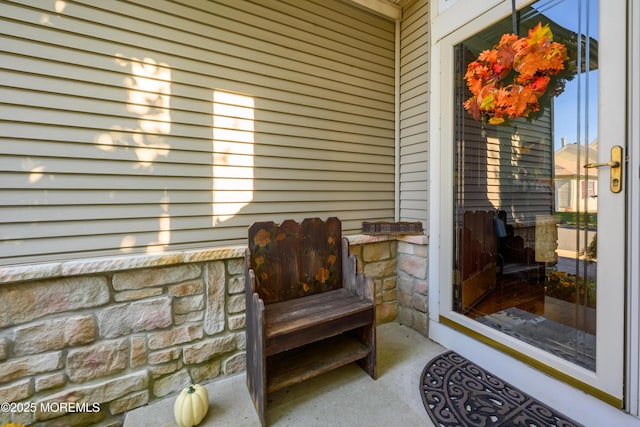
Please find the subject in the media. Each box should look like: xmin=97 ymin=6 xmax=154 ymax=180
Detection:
xmin=463 ymin=22 xmax=568 ymax=124
xmin=496 ymin=44 xmax=517 ymax=69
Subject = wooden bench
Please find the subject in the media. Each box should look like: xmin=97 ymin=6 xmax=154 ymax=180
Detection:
xmin=459 ymin=210 xmax=497 ymax=312
xmin=244 ymin=217 xmax=376 ymax=425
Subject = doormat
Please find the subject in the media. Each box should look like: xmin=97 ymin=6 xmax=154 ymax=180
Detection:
xmin=476 ymin=307 xmax=595 ymax=371
xmin=420 ymin=351 xmax=583 ymax=427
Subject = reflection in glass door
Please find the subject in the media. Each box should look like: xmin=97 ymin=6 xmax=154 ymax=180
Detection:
xmin=452 ymin=0 xmax=599 ymax=371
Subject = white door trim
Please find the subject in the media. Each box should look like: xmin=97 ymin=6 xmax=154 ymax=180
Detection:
xmin=626 ymin=0 xmax=640 ymax=416
xmin=427 ymin=0 xmax=637 ymax=421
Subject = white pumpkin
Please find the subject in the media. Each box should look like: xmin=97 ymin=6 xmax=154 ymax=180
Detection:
xmin=174 ymin=384 xmax=209 ymax=427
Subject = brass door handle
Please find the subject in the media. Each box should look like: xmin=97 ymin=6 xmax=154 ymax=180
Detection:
xmin=584 ymin=161 xmax=620 ymax=168
xmin=583 ymin=145 xmax=623 ymax=193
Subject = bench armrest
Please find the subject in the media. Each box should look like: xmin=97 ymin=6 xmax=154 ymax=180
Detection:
xmin=341 ymin=237 xmax=374 ymax=302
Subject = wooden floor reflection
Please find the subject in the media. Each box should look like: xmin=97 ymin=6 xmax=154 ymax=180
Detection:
xmin=465 ymin=279 xmax=596 ymax=335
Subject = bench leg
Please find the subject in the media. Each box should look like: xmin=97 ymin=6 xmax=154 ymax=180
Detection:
xmin=246 ymin=356 xmax=266 ymax=426
xmin=246 ymin=294 xmax=267 ymax=425
xmin=356 ymin=323 xmax=377 ymax=380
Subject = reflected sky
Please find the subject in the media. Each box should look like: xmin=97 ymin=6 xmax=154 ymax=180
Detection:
xmin=533 ymin=0 xmax=599 ymax=150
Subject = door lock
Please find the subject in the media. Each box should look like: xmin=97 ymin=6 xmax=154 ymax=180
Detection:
xmin=584 ymin=145 xmax=623 ymax=193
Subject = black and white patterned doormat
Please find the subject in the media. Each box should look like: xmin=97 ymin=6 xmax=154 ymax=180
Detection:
xmin=420 ymin=351 xmax=583 ymax=426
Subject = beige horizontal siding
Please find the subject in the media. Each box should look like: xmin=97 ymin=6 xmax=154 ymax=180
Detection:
xmin=398 ymin=0 xmax=429 ymax=227
xmin=0 ymin=0 xmax=396 ymax=265
xmin=458 ymin=113 xmax=554 ymax=223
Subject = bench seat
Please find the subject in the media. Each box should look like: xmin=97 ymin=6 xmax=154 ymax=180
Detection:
xmin=265 ymin=288 xmax=374 ymax=354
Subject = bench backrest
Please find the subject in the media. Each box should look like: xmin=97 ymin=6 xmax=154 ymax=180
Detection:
xmin=459 ymin=210 xmax=496 ymax=281
xmin=248 ymin=217 xmax=343 ymax=304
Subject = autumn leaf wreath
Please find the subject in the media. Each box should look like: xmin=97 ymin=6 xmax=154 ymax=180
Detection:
xmin=463 ymin=23 xmax=569 ymax=126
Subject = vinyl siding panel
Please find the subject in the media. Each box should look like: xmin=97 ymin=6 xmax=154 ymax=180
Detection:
xmin=398 ymin=0 xmax=429 ymax=226
xmin=458 ymin=114 xmax=554 ymax=223
xmin=0 ymin=0 xmax=396 ymax=265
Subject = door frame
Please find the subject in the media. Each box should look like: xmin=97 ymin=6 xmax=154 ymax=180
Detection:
xmin=427 ymin=0 xmax=637 ymax=421
xmin=626 ymin=0 xmax=640 ymax=416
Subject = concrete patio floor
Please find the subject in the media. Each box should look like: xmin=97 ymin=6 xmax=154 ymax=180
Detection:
xmin=124 ymin=322 xmax=443 ymax=427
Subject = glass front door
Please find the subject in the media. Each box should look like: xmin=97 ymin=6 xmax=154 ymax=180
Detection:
xmin=443 ymin=0 xmax=626 ymax=404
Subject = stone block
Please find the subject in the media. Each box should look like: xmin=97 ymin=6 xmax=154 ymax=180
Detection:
xmin=382 ymin=288 xmax=397 ymax=302
xmin=382 ymin=276 xmax=397 ymax=291
xmin=183 ymin=335 xmax=236 ymax=365
xmin=112 ymin=264 xmax=201 ymax=290
xmin=415 ymin=278 xmax=428 ymax=295
xmin=235 ymin=331 xmax=246 ymax=351
xmin=397 ymin=306 xmax=413 ymax=326
xmin=363 ymin=241 xmax=391 ymax=262
xmin=413 ymin=311 xmax=429 ymax=336
xmin=397 ymin=241 xmax=415 ymax=255
xmin=349 ymin=244 xmax=362 ymax=259
xmin=363 ymin=259 xmax=397 ymax=278
xmin=396 ymin=271 xmax=414 ymax=295
xmin=227 ymin=258 xmax=244 ymax=275
xmin=223 ymin=352 xmax=246 ymax=375
xmin=413 ymin=244 xmax=428 ymax=258
xmin=14 ymin=315 xmax=96 ymax=356
xmin=149 ymin=360 xmax=183 ymax=378
xmin=114 ymin=288 xmax=163 ymax=302
xmin=397 ymin=288 xmax=413 ymax=308
xmin=66 ymin=339 xmax=128 ymax=383
xmin=109 ymin=390 xmax=149 ymax=415
xmin=227 ymin=275 xmax=244 ymax=294
xmin=37 ymin=370 xmax=148 ymax=416
xmin=168 ymin=279 xmax=204 ymax=296
xmin=130 ymin=336 xmax=147 ymax=368
xmin=152 ymin=368 xmax=191 ymax=398
xmin=0 ymin=352 xmax=63 ymax=384
xmin=398 ymin=254 xmax=427 ymax=279
xmin=174 ymin=311 xmax=204 ymax=325
xmin=189 ymin=359 xmax=221 ymax=384
xmin=0 ymin=378 xmax=31 ymax=403
xmin=228 ymin=314 xmax=246 ymax=331
xmin=148 ymin=325 xmax=203 ymax=350
xmin=148 ymin=348 xmax=182 ymax=365
xmin=377 ymin=302 xmax=398 ymax=323
xmin=0 ymin=277 xmax=109 ymax=328
xmin=174 ymin=294 xmax=204 ymax=314
xmin=227 ymin=294 xmax=245 ymax=314
xmin=0 ymin=337 xmax=7 ymax=361
xmin=97 ymin=297 xmax=172 ymax=338
xmin=411 ymin=293 xmax=428 ymax=312
xmin=204 ymin=262 xmax=226 ymax=335
xmin=35 ymin=372 xmax=67 ymax=393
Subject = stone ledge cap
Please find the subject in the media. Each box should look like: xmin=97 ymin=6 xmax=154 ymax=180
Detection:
xmin=0 ymin=236 xmax=419 ymax=284
xmin=0 ymin=246 xmax=246 ymax=285
xmin=397 ymin=234 xmax=428 ymax=245
xmin=345 ymin=234 xmax=396 ymax=245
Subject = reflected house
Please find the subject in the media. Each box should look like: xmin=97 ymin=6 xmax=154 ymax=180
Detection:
xmin=554 ymin=139 xmax=599 ymax=213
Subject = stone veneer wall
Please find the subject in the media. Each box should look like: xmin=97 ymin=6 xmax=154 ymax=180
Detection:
xmin=396 ymin=235 xmax=430 ymax=336
xmin=0 ymin=235 xmax=419 ymax=427
xmin=349 ymin=238 xmax=398 ymax=323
